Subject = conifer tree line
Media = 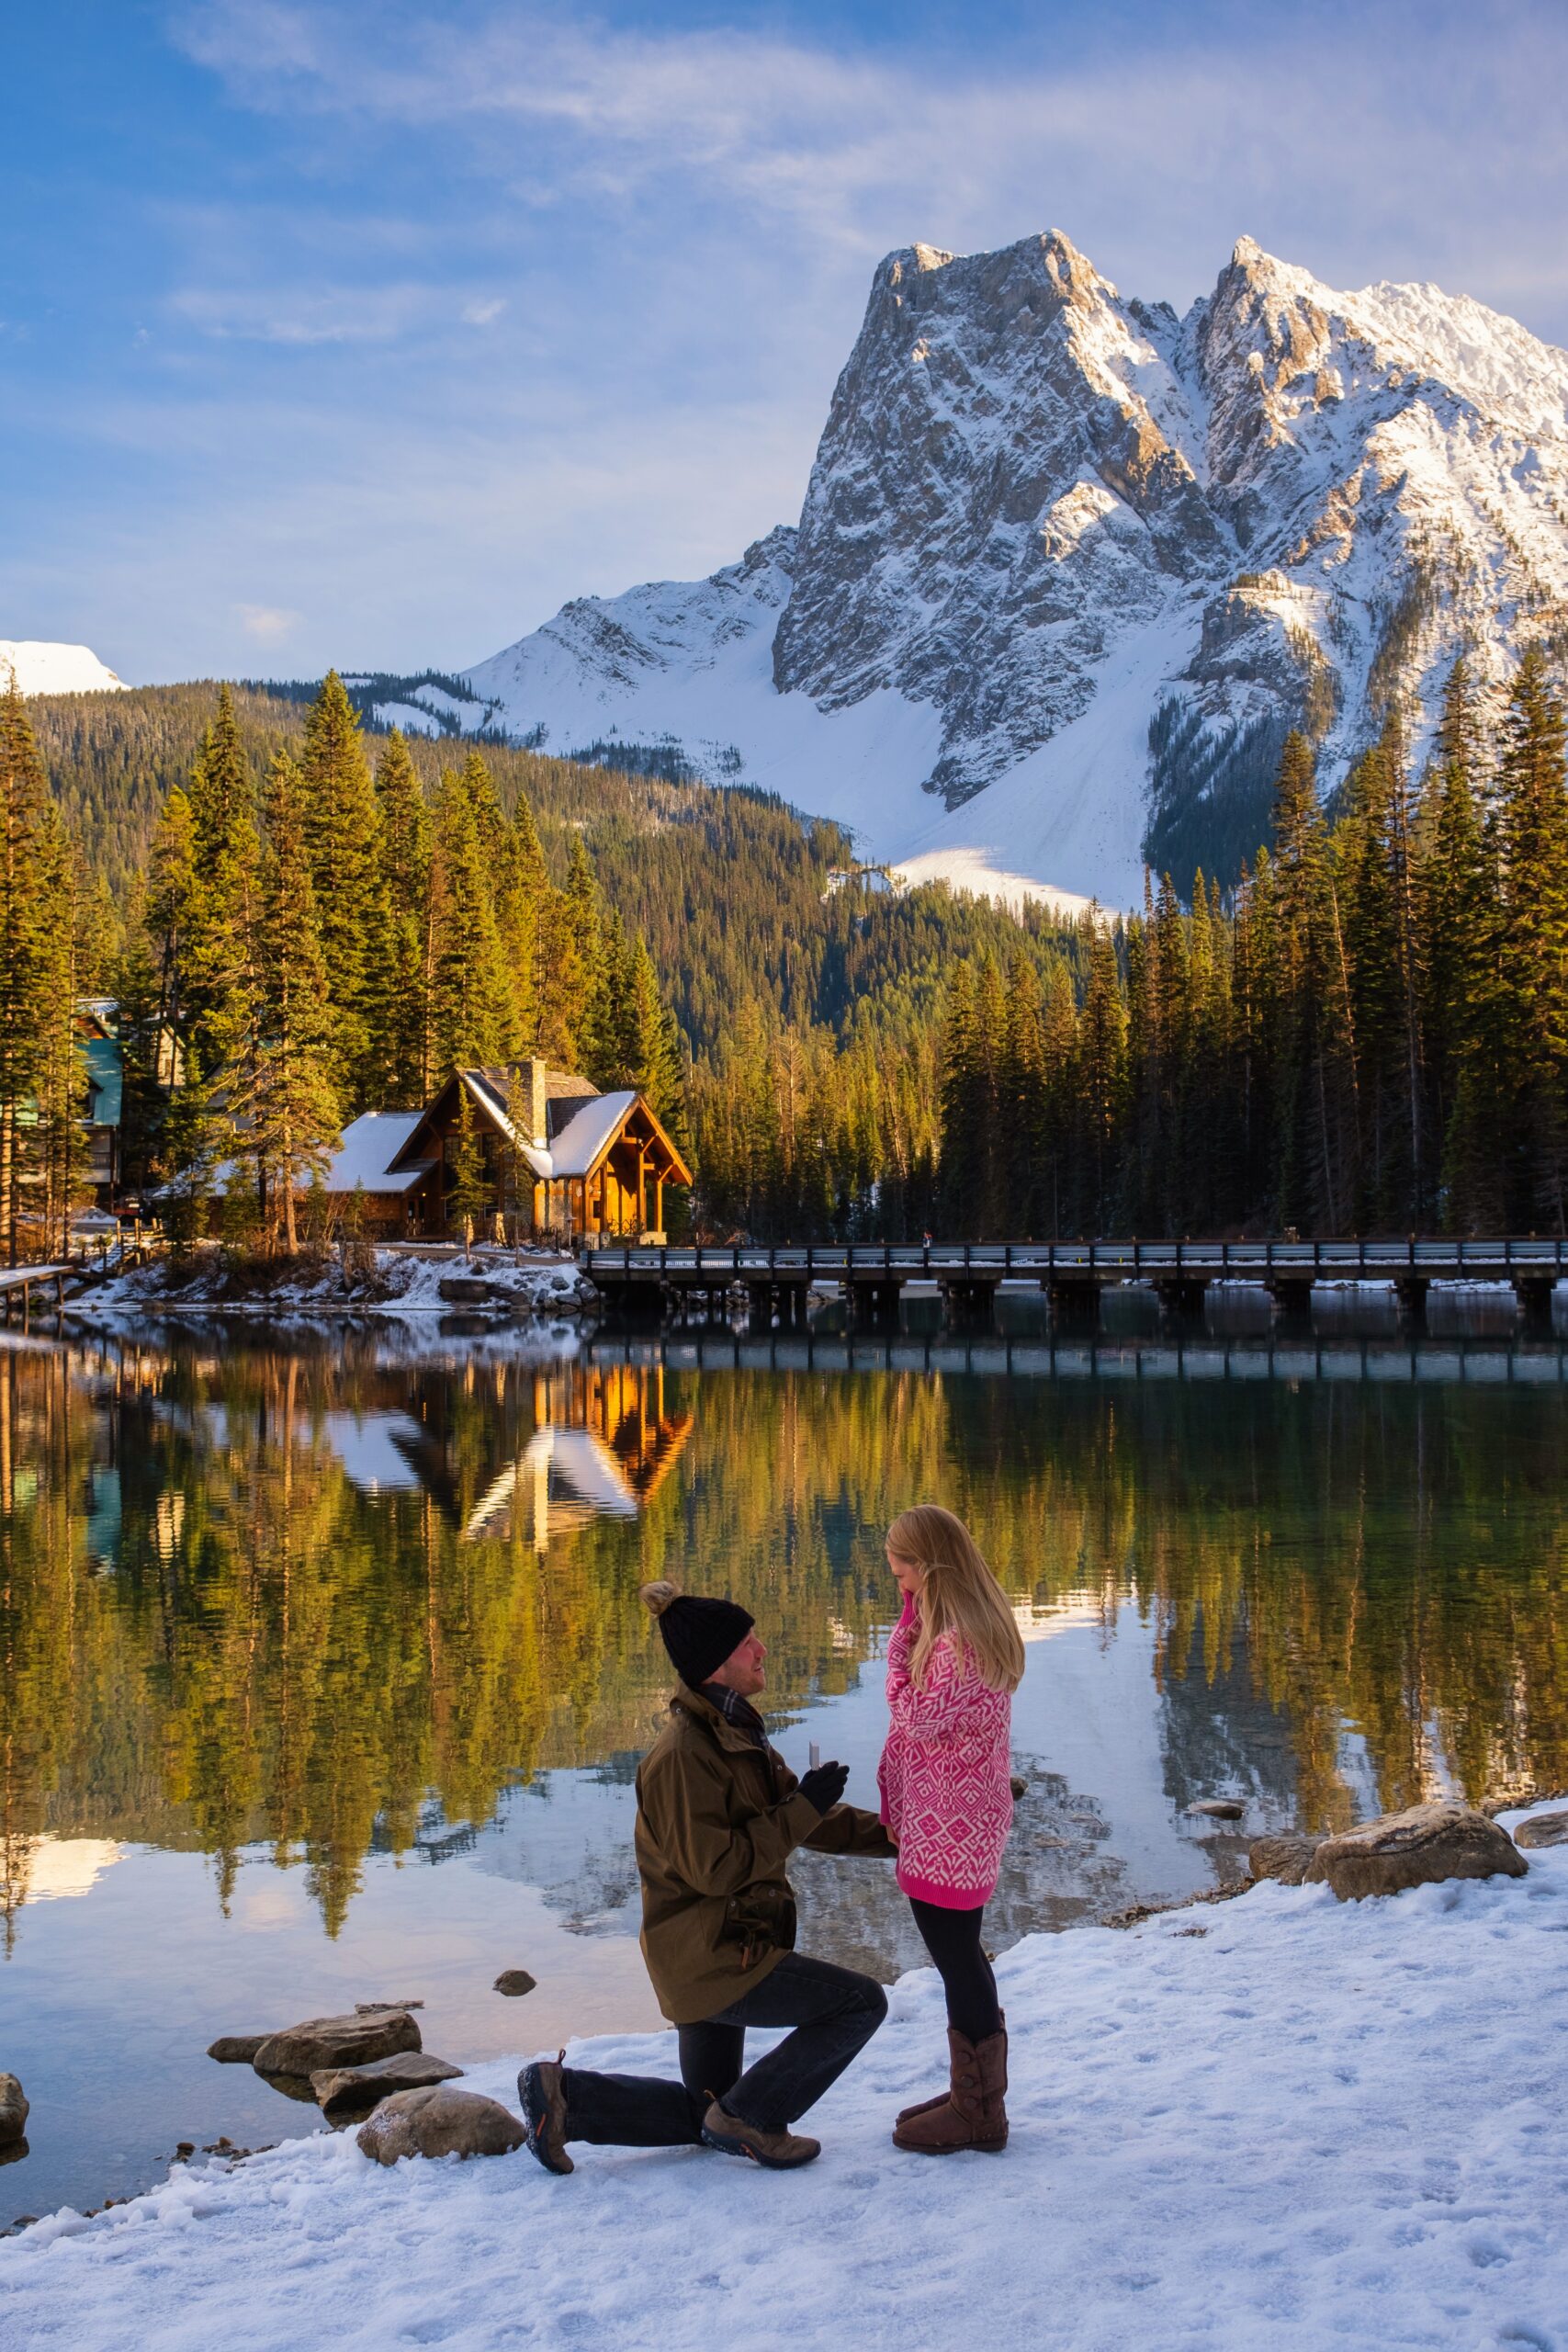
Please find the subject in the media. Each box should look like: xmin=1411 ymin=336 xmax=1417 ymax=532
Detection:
xmin=11 ymin=649 xmax=1568 ymax=1252
xmin=937 ymin=652 xmax=1568 ymax=1238
xmin=0 ymin=674 xmax=99 ymax=1262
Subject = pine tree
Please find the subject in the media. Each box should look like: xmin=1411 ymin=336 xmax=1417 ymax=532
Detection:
xmin=0 ymin=674 xmax=53 ymax=1262
xmin=374 ymin=730 xmax=433 ymax=1103
xmin=495 ymin=791 xmax=547 ymax=1051
xmin=34 ymin=809 xmax=89 ymax=1256
xmin=299 ymin=673 xmax=389 ymax=1109
xmin=447 ymin=1087 xmax=491 ymax=1248
xmin=428 ymin=765 xmax=513 ymax=1075
xmin=1075 ymin=923 xmax=1129 ymax=1232
xmin=1493 ymin=648 xmax=1568 ymax=1227
xmin=249 ymin=752 xmax=341 ymax=1254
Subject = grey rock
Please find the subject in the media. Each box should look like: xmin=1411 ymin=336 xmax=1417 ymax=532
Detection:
xmin=312 ymin=2052 xmax=463 ymax=2120
xmin=1304 ymin=1801 xmax=1529 ymax=1901
xmin=208 ymin=2033 xmax=269 ymax=2064
xmin=1247 ymin=1833 xmax=1324 ymax=1886
xmin=438 ymin=1277 xmax=497 ymax=1306
xmin=493 ymin=1970 xmax=537 ymax=1997
xmin=355 ymin=2086 xmax=525 ymax=2165
xmin=0 ymin=2076 xmax=28 ymax=2148
xmin=354 ymin=1999 xmax=424 ymax=2014
xmin=253 ymin=2007 xmax=421 ymax=2078
xmin=1513 ymin=1809 xmax=1568 ymax=1850
xmin=1189 ymin=1799 xmax=1246 ymax=1821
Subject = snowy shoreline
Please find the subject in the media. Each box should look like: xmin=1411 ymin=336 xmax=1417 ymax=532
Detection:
xmin=4 ymin=1804 xmax=1564 ymax=2352
xmin=59 ymin=1247 xmax=592 ymax=1329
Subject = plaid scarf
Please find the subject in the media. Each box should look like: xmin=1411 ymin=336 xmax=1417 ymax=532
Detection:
xmin=701 ymin=1681 xmax=768 ymax=1748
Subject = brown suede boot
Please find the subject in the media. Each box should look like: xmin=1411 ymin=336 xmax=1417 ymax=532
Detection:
xmin=892 ymin=2026 xmax=1008 ymax=2153
xmin=897 ymin=2009 xmax=1007 ymax=2127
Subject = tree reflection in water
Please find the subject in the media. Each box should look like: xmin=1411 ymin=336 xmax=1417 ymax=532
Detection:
xmin=4 ymin=1324 xmax=1567 ymax=1951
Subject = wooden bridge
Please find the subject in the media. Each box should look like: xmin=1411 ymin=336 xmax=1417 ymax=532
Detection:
xmin=580 ymin=1237 xmax=1568 ymax=1325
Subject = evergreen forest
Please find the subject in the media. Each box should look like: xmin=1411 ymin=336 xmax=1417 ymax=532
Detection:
xmin=2 ymin=648 xmax=1567 ymax=1250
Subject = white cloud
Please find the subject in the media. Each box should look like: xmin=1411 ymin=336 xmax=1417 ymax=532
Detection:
xmin=236 ymin=603 xmax=301 ymax=642
xmin=170 ymin=282 xmax=435 ymax=344
xmin=461 ymin=297 xmax=505 ymax=326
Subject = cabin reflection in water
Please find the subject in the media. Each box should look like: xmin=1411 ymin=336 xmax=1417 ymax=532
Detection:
xmin=456 ymin=1364 xmax=694 ymax=1548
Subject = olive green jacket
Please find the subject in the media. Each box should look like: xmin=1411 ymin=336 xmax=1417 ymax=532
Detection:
xmin=635 ymin=1682 xmax=896 ymax=2025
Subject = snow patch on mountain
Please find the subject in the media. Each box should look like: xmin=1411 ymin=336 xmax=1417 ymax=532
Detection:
xmin=466 ymin=233 xmax=1568 ymax=910
xmin=0 ymin=641 xmax=126 ymax=695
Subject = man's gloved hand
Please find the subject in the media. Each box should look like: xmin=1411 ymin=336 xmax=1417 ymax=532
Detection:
xmin=797 ymin=1759 xmax=850 ymax=1815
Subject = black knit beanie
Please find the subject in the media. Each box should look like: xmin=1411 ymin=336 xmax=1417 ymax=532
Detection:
xmin=641 ymin=1578 xmax=755 ymax=1688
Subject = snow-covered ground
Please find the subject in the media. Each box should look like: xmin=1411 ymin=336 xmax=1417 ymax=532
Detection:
xmin=4 ymin=1804 xmax=1562 ymax=2352
xmin=64 ymin=1248 xmax=590 ymax=1325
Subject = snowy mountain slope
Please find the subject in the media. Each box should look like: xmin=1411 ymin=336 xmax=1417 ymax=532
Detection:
xmin=0 ymin=640 xmax=125 ymax=695
xmin=467 ymin=234 xmax=1568 ymax=909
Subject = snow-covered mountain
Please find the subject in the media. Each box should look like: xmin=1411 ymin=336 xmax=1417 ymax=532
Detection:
xmin=1 ymin=640 xmax=126 ymax=695
xmin=467 ymin=234 xmax=1568 ymax=910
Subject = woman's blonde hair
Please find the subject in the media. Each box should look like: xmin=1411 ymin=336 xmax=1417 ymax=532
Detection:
xmin=886 ymin=1505 xmax=1024 ymax=1693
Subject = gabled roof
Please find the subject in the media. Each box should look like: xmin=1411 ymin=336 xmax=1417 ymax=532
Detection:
xmin=390 ymin=1068 xmax=691 ymax=1186
xmin=327 ymin=1112 xmax=432 ymax=1193
xmin=546 ymin=1090 xmax=639 ymax=1176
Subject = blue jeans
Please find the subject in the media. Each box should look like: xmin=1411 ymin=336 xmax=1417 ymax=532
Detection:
xmin=559 ymin=1951 xmax=888 ymax=2141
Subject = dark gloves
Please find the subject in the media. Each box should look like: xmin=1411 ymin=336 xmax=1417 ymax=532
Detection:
xmin=798 ymin=1759 xmax=850 ymax=1816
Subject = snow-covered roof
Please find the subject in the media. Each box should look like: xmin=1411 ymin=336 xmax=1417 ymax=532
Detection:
xmin=452 ymin=1075 xmax=640 ymax=1180
xmin=326 ymin=1112 xmax=431 ymax=1194
xmin=544 ymin=1090 xmax=639 ymax=1178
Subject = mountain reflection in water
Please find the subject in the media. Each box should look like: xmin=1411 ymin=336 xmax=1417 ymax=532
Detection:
xmin=5 ymin=1316 xmax=1568 ymax=1965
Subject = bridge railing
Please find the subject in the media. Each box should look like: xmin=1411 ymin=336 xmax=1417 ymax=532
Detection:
xmin=580 ymin=1237 xmax=1568 ymax=1281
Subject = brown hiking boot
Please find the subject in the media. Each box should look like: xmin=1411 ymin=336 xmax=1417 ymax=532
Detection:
xmin=891 ymin=2026 xmax=1009 ymax=2154
xmin=700 ymin=2098 xmax=820 ymax=2169
xmin=518 ymin=2054 xmax=573 ymax=2175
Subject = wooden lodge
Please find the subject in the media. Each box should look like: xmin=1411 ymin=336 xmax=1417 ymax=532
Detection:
xmin=329 ymin=1058 xmax=692 ymax=1242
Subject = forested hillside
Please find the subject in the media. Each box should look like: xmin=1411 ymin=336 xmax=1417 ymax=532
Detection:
xmin=15 ymin=647 xmax=1568 ymax=1250
xmin=18 ymin=679 xmax=1086 ymax=1246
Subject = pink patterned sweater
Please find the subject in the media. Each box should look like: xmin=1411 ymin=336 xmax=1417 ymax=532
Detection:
xmin=876 ymin=1595 xmax=1013 ymax=1908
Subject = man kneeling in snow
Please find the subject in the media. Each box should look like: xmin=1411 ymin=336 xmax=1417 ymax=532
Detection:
xmin=521 ymin=1579 xmax=896 ymax=2172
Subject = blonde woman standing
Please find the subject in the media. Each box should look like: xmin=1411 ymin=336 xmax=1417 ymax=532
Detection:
xmin=877 ymin=1504 xmax=1024 ymax=2154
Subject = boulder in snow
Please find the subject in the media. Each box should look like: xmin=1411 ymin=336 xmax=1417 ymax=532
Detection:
xmin=1303 ymin=1802 xmax=1528 ymax=1901
xmin=355 ymin=2086 xmax=525 ymax=2165
xmin=1513 ymin=1808 xmax=1568 ymax=1850
xmin=1190 ymin=1799 xmax=1246 ymax=1821
xmin=1248 ymin=1834 xmax=1324 ymax=1886
xmin=0 ymin=2074 xmax=28 ymax=2146
xmin=312 ymin=2052 xmax=462 ymax=2120
xmin=208 ymin=2033 xmax=269 ymax=2064
xmin=253 ymin=2007 xmax=421 ymax=2078
xmin=493 ymin=1969 xmax=537 ymax=1997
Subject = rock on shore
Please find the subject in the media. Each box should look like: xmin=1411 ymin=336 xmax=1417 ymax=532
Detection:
xmin=1303 ymin=1801 xmax=1528 ymax=1900
xmin=252 ymin=2009 xmax=422 ymax=2078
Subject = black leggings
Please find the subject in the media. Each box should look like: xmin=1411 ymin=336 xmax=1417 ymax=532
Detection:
xmin=908 ymin=1897 xmax=1002 ymax=2043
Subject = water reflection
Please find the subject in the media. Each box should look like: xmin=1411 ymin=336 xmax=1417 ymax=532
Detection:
xmin=6 ymin=1314 xmax=1568 ymax=1954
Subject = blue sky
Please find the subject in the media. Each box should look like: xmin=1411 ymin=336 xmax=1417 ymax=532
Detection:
xmin=6 ymin=0 xmax=1568 ymax=684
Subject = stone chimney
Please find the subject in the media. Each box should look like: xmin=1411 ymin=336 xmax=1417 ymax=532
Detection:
xmin=525 ymin=1056 xmax=548 ymax=1148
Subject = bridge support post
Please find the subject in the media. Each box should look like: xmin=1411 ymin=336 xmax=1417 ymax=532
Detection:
xmin=1153 ymin=1276 xmax=1210 ymax=1317
xmin=1045 ymin=1279 xmax=1100 ymax=1328
xmin=775 ymin=1283 xmax=808 ymax=1329
xmin=1514 ymin=1275 xmax=1557 ymax=1329
xmin=940 ymin=1279 xmax=998 ymax=1325
xmin=1393 ymin=1275 xmax=1430 ymax=1324
xmin=1265 ymin=1278 xmax=1314 ymax=1322
xmin=746 ymin=1283 xmax=774 ymax=1328
xmin=849 ymin=1281 xmax=902 ymax=1328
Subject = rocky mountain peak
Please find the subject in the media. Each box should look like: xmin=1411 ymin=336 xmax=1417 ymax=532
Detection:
xmin=467 ymin=231 xmax=1568 ymax=912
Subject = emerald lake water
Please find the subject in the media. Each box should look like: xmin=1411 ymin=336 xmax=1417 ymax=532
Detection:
xmin=5 ymin=1287 xmax=1567 ymax=2222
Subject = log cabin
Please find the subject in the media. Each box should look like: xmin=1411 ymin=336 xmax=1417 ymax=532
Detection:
xmin=349 ymin=1057 xmax=691 ymax=1241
